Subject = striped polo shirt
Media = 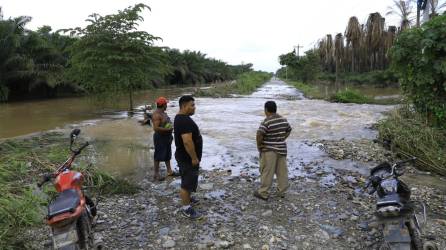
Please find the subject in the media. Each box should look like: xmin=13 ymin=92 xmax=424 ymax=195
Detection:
xmin=258 ymin=114 xmax=292 ymax=155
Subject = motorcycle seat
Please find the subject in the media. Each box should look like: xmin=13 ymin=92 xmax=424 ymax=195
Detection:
xmin=48 ymin=189 xmax=81 ymax=219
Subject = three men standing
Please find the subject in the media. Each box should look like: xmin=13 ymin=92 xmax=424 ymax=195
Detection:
xmin=254 ymin=101 xmax=292 ymax=200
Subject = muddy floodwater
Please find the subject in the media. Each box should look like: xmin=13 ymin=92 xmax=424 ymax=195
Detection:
xmin=72 ymin=80 xmax=395 ymax=180
xmin=0 ymin=87 xmax=191 ymax=139
xmin=0 ymin=80 xmax=397 ymax=178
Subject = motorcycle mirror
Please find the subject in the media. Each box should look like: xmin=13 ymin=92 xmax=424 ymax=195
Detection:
xmin=70 ymin=129 xmax=81 ymax=143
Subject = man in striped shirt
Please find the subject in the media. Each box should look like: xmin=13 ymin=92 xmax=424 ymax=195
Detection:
xmin=254 ymin=101 xmax=292 ymax=200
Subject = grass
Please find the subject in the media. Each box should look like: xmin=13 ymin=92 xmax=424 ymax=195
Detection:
xmin=287 ymin=81 xmax=325 ymax=99
xmin=329 ymin=88 xmax=373 ymax=104
xmin=288 ymin=81 xmax=401 ymax=105
xmin=195 ymin=71 xmax=271 ymax=97
xmin=0 ymin=132 xmax=138 ymax=249
xmin=377 ymin=106 xmax=446 ymax=176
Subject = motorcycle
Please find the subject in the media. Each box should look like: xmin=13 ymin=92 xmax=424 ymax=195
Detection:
xmin=366 ymin=157 xmax=438 ymax=250
xmin=38 ymin=129 xmax=98 ymax=250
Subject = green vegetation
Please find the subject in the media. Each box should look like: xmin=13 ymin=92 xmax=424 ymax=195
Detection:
xmin=0 ymin=132 xmax=138 ymax=249
xmin=378 ymin=106 xmax=446 ymax=176
xmin=390 ymin=14 xmax=446 ymax=127
xmin=287 ymin=81 xmax=323 ymax=99
xmin=195 ymin=71 xmax=271 ymax=97
xmin=64 ymin=4 xmax=167 ymax=111
xmin=330 ymin=89 xmax=372 ymax=104
xmin=0 ymin=4 xmax=257 ymax=105
xmin=376 ymin=14 xmax=446 ymax=176
xmin=318 ymin=70 xmax=398 ymax=86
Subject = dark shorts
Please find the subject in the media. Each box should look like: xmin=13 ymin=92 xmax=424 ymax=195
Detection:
xmin=178 ymin=162 xmax=199 ymax=192
xmin=153 ymin=133 xmax=172 ymax=161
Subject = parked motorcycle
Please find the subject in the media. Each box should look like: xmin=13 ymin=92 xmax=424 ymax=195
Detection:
xmin=38 ymin=129 xmax=98 ymax=250
xmin=366 ymin=157 xmax=438 ymax=250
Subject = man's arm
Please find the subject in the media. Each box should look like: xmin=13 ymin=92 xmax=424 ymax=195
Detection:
xmin=256 ymin=131 xmax=264 ymax=151
xmin=181 ymin=133 xmax=199 ymax=166
xmin=152 ymin=113 xmax=172 ymax=133
xmin=284 ymin=122 xmax=292 ymax=139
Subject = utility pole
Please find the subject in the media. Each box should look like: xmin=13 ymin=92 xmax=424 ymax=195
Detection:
xmin=417 ymin=0 xmax=428 ymax=27
xmin=294 ymin=44 xmax=303 ymax=58
xmin=0 ymin=7 xmax=3 ymax=21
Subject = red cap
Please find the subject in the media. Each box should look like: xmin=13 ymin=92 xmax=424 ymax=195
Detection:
xmin=156 ymin=97 xmax=168 ymax=106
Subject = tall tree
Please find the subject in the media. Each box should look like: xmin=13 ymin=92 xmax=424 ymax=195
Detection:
xmin=0 ymin=16 xmax=33 ymax=101
xmin=65 ymin=3 xmax=169 ymax=111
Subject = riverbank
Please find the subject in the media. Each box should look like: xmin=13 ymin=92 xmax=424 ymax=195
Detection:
xmin=286 ymin=80 xmax=402 ymax=105
xmin=23 ymin=138 xmax=446 ymax=249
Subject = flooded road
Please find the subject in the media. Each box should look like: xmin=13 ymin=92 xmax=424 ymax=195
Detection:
xmin=79 ymin=79 xmax=394 ymax=179
xmin=23 ymin=80 xmax=446 ymax=250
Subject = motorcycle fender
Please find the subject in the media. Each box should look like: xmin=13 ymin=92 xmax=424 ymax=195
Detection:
xmin=52 ymin=223 xmax=78 ymax=249
xmin=383 ymin=220 xmax=411 ymax=244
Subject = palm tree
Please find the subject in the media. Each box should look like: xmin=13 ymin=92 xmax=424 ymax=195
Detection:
xmin=334 ymin=33 xmax=344 ymax=88
xmin=345 ymin=16 xmax=361 ymax=72
xmin=386 ymin=0 xmax=414 ymax=31
xmin=366 ymin=12 xmax=384 ymax=71
xmin=423 ymin=0 xmax=446 ymax=20
xmin=0 ymin=16 xmax=33 ymax=101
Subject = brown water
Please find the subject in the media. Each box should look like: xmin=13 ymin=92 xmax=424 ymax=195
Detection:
xmin=3 ymin=80 xmax=444 ymax=194
xmin=73 ymin=80 xmax=396 ymax=180
xmin=0 ymin=80 xmax=397 ymax=178
xmin=0 ymin=87 xmax=192 ymax=139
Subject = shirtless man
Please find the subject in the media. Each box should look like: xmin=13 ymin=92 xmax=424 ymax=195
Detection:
xmin=151 ymin=97 xmax=177 ymax=180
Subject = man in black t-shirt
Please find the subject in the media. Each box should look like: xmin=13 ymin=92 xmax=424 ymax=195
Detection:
xmin=174 ymin=95 xmax=203 ymax=219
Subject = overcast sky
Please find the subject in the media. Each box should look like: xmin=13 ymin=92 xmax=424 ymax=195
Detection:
xmin=1 ymin=0 xmax=402 ymax=72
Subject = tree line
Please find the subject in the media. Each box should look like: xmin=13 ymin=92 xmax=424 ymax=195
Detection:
xmin=0 ymin=4 xmax=255 ymax=103
xmin=277 ymin=0 xmax=446 ymax=85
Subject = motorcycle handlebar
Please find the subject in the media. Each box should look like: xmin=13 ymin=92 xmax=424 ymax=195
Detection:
xmin=78 ymin=141 xmax=89 ymax=153
xmin=394 ymin=157 xmax=417 ymax=167
xmin=72 ymin=141 xmax=90 ymax=155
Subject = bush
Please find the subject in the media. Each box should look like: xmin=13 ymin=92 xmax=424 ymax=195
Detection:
xmin=390 ymin=15 xmax=446 ymax=127
xmin=330 ymin=89 xmax=372 ymax=104
xmin=318 ymin=70 xmax=398 ymax=86
xmin=378 ymin=106 xmax=446 ymax=176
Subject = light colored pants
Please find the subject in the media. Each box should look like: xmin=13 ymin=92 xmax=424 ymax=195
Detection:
xmin=257 ymin=151 xmax=289 ymax=199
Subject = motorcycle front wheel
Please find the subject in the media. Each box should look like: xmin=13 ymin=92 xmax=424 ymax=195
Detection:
xmin=77 ymin=212 xmax=94 ymax=249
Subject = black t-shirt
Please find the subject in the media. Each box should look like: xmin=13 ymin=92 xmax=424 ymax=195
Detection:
xmin=174 ymin=114 xmax=203 ymax=164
